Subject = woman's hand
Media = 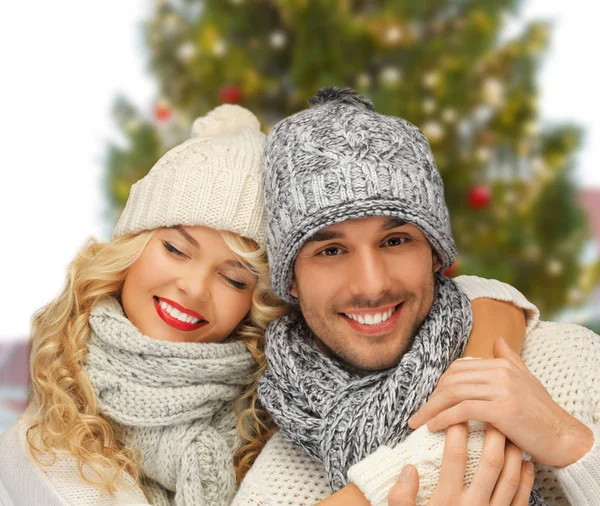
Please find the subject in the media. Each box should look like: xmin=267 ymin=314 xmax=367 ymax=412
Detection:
xmin=388 ymin=423 xmax=535 ymax=506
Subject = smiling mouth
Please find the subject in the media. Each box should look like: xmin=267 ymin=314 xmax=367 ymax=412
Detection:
xmin=153 ymin=296 xmax=208 ymax=331
xmin=340 ymin=303 xmax=403 ymax=334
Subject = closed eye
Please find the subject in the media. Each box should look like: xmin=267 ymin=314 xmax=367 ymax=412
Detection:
xmin=222 ymin=275 xmax=248 ymax=290
xmin=163 ymin=241 xmax=186 ymax=257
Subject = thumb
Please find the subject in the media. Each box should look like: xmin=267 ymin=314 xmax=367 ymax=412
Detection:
xmin=493 ymin=337 xmax=528 ymax=371
xmin=388 ymin=465 xmax=419 ymax=506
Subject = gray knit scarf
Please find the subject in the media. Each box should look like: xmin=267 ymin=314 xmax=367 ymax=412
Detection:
xmin=84 ymin=298 xmax=256 ymax=506
xmin=258 ymin=275 xmax=547 ymax=506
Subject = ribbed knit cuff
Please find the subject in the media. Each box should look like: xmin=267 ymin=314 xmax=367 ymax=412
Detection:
xmin=554 ymin=422 xmax=600 ymax=506
xmin=453 ymin=275 xmax=540 ymax=335
xmin=347 ymin=445 xmax=404 ymax=506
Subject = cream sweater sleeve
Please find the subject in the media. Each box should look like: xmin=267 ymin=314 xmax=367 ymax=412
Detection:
xmin=452 ymin=275 xmax=540 ymax=333
xmin=554 ymin=422 xmax=600 ymax=506
xmin=348 ymin=421 xmax=495 ymax=506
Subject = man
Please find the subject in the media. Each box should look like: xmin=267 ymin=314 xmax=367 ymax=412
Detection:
xmin=233 ymin=88 xmax=599 ymax=506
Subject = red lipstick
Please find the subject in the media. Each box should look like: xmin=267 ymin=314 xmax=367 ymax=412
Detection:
xmin=153 ymin=297 xmax=208 ymax=332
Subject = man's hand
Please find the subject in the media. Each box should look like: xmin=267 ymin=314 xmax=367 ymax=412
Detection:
xmin=388 ymin=423 xmax=535 ymax=506
xmin=408 ymin=338 xmax=593 ymax=467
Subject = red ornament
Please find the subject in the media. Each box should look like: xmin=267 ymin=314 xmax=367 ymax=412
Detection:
xmin=468 ymin=184 xmax=491 ymax=210
xmin=443 ymin=260 xmax=460 ymax=277
xmin=219 ymin=85 xmax=242 ymax=104
xmin=479 ymin=131 xmax=496 ymax=145
xmin=154 ymin=104 xmax=172 ymax=122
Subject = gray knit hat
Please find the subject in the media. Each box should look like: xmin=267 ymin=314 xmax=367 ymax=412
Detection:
xmin=114 ymin=105 xmax=267 ymax=245
xmin=263 ymin=87 xmax=456 ymax=303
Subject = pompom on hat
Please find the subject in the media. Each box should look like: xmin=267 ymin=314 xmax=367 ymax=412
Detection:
xmin=113 ymin=104 xmax=267 ymax=245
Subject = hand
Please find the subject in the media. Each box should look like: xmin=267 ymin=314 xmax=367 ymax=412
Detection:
xmin=387 ymin=423 xmax=535 ymax=506
xmin=408 ymin=338 xmax=593 ymax=467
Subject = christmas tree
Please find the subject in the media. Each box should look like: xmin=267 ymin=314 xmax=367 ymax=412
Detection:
xmin=106 ymin=0 xmax=598 ymax=317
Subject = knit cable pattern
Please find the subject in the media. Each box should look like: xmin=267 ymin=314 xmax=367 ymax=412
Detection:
xmin=84 ymin=297 xmax=256 ymax=506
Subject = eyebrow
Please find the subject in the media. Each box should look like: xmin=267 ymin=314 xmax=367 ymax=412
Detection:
xmin=304 ymin=217 xmax=408 ymax=244
xmin=304 ymin=229 xmax=345 ymax=244
xmin=173 ymin=226 xmax=199 ymax=248
xmin=224 ymin=259 xmax=248 ymax=270
xmin=381 ymin=217 xmax=407 ymax=230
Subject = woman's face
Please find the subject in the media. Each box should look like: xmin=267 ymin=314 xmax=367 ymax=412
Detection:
xmin=121 ymin=226 xmax=258 ymax=343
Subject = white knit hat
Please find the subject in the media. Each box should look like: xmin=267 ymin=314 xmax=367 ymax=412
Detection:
xmin=113 ymin=104 xmax=267 ymax=245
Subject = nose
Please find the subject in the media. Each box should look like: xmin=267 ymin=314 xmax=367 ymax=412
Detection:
xmin=176 ymin=265 xmax=211 ymax=302
xmin=347 ymin=247 xmax=392 ymax=300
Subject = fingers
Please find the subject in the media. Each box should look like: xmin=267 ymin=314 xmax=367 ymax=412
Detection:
xmin=493 ymin=338 xmax=528 ymax=372
xmin=388 ymin=465 xmax=419 ymax=506
xmin=435 ymin=369 xmax=493 ymax=390
xmin=408 ymin=384 xmax=495 ymax=429
xmin=426 ymin=400 xmax=491 ymax=432
xmin=408 ymin=361 xmax=517 ymax=430
xmin=430 ymin=423 xmax=468 ymax=501
xmin=467 ymin=425 xmax=507 ymax=503
xmin=510 ymin=461 xmax=535 ymax=506
xmin=489 ymin=441 xmax=524 ymax=506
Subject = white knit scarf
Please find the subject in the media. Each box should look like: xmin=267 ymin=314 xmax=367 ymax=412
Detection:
xmin=84 ymin=298 xmax=256 ymax=506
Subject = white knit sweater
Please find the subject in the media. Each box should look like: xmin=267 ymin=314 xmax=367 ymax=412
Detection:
xmin=233 ymin=277 xmax=600 ymax=506
xmin=0 ymin=411 xmax=149 ymax=506
xmin=0 ymin=276 xmax=548 ymax=506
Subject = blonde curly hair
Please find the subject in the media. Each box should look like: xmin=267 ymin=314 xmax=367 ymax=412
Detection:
xmin=27 ymin=228 xmax=287 ymax=494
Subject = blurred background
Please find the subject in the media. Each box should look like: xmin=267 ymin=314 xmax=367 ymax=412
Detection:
xmin=1 ymin=0 xmax=599 ymax=432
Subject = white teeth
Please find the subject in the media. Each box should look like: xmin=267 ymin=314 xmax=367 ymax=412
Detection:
xmin=158 ymin=299 xmax=202 ymax=324
xmin=345 ymin=307 xmax=396 ymax=326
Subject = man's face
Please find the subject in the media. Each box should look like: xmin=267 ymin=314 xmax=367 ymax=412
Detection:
xmin=291 ymin=216 xmax=441 ymax=371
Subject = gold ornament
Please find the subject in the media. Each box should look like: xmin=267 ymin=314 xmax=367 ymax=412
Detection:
xmin=475 ymin=147 xmax=492 ymax=163
xmin=177 ymin=42 xmax=196 ymax=62
xmin=422 ymin=121 xmax=445 ymax=143
xmin=356 ymin=73 xmax=372 ymax=88
xmin=212 ymin=39 xmax=227 ymax=56
xmin=423 ymin=99 xmax=436 ymax=114
xmin=379 ymin=66 xmax=402 ymax=87
xmin=423 ymin=71 xmax=440 ymax=89
xmin=442 ymin=108 xmax=457 ymax=123
xmin=384 ymin=25 xmax=404 ymax=45
xmin=482 ymin=78 xmax=505 ymax=108
xmin=269 ymin=30 xmax=287 ymax=49
xmin=547 ymin=259 xmax=564 ymax=276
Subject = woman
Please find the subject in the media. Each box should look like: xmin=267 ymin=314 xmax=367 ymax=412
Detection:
xmin=0 ymin=105 xmax=285 ymax=506
xmin=0 ymin=104 xmax=534 ymax=506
